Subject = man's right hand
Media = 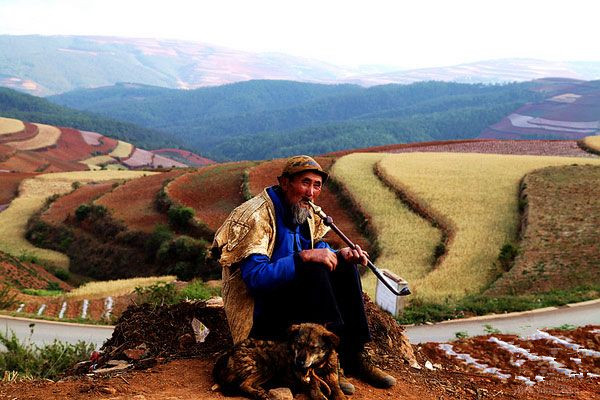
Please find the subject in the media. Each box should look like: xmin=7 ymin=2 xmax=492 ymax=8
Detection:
xmin=299 ymin=248 xmax=338 ymax=271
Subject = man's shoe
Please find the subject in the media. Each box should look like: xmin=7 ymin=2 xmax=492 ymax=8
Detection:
xmin=339 ymin=373 xmax=355 ymax=395
xmin=356 ymin=350 xmax=396 ymax=389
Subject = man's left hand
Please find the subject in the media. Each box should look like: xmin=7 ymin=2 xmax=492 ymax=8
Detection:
xmin=338 ymin=244 xmax=369 ymax=266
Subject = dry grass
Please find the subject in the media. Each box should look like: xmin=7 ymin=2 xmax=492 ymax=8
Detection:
xmin=5 ymin=123 xmax=61 ymax=150
xmin=109 ymin=140 xmax=134 ymax=158
xmin=582 ymin=135 xmax=600 ymax=153
xmin=80 ymin=155 xmax=118 ymax=168
xmin=0 ymin=117 xmax=25 ymax=135
xmin=66 ymin=275 xmax=176 ymax=299
xmin=377 ymin=152 xmax=600 ymax=302
xmin=0 ymin=170 xmax=157 ymax=269
xmin=330 ymin=153 xmax=442 ymax=297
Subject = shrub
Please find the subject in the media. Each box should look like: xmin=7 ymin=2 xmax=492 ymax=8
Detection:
xmin=53 ymin=269 xmax=70 ymax=281
xmin=498 ymin=243 xmax=519 ymax=272
xmin=134 ymin=281 xmax=177 ymax=306
xmin=71 ymin=181 xmax=81 ymax=190
xmin=74 ymin=204 xmax=92 ymax=221
xmin=167 ymin=205 xmax=195 ymax=228
xmin=46 ymin=281 xmax=61 ymax=291
xmin=179 ymin=280 xmax=220 ymax=301
xmin=147 ymin=224 xmax=174 ymax=255
xmin=0 ymin=329 xmax=94 ymax=380
xmin=17 ymin=250 xmax=39 ymax=264
xmin=75 ymin=204 xmax=107 ymax=222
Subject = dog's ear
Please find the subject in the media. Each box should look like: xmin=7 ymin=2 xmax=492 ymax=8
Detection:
xmin=288 ymin=324 xmax=302 ymax=338
xmin=323 ymin=330 xmax=340 ymax=348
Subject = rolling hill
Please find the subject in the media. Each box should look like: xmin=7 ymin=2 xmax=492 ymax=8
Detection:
xmin=49 ymin=80 xmax=542 ymax=160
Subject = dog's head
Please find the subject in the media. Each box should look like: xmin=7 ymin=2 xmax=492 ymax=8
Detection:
xmin=287 ymin=323 xmax=339 ymax=373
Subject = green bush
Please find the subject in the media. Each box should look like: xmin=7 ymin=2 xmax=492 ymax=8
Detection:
xmin=179 ymin=280 xmax=220 ymax=301
xmin=22 ymin=288 xmax=62 ymax=297
xmin=167 ymin=205 xmax=195 ymax=228
xmin=498 ymin=243 xmax=519 ymax=272
xmin=53 ymin=269 xmax=70 ymax=281
xmin=71 ymin=181 xmax=81 ymax=190
xmin=0 ymin=329 xmax=94 ymax=380
xmin=147 ymin=224 xmax=174 ymax=255
xmin=134 ymin=282 xmax=177 ymax=306
xmin=75 ymin=204 xmax=108 ymax=222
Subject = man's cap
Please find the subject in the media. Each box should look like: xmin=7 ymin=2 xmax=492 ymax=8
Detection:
xmin=280 ymin=155 xmax=328 ymax=182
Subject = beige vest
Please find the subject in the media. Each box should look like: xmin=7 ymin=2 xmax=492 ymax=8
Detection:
xmin=212 ymin=188 xmax=329 ymax=343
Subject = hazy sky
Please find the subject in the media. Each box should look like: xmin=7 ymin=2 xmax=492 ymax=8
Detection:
xmin=0 ymin=0 xmax=597 ymax=69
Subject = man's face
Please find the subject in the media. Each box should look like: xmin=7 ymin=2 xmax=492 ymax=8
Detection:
xmin=280 ymin=171 xmax=323 ymax=210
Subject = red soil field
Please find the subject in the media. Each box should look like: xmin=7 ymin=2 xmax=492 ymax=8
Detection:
xmin=324 ymin=139 xmax=491 ymax=157
xmin=421 ymin=325 xmax=600 ymax=390
xmin=42 ymin=128 xmax=97 ymax=161
xmin=151 ymin=148 xmax=215 ymax=167
xmin=42 ymin=182 xmax=117 ymax=225
xmin=167 ymin=162 xmax=254 ymax=231
xmin=0 ymin=144 xmax=17 ymax=163
xmin=0 ymin=122 xmax=38 ymax=144
xmin=0 ymin=172 xmax=36 ymax=204
xmin=386 ymin=139 xmax=598 ymax=157
xmin=91 ymin=134 xmax=119 ymax=155
xmin=96 ymin=170 xmax=186 ymax=233
xmin=0 ymin=252 xmax=71 ymax=291
xmin=248 ymin=157 xmax=372 ymax=252
xmin=0 ymin=149 xmax=88 ymax=173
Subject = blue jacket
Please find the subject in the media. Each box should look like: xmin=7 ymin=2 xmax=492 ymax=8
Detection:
xmin=240 ymin=186 xmax=332 ymax=293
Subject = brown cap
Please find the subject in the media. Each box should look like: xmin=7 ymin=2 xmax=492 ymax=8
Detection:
xmin=279 ymin=155 xmax=328 ymax=182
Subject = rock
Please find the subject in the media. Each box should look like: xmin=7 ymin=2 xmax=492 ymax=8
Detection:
xmin=99 ymin=386 xmax=117 ymax=394
xmin=410 ymin=361 xmax=422 ymax=370
xmin=425 ymin=360 xmax=434 ymax=370
xmin=93 ymin=363 xmax=132 ymax=375
xmin=178 ymin=333 xmax=195 ymax=350
xmin=211 ymin=383 xmax=220 ymax=391
xmin=206 ymin=296 xmax=224 ymax=307
xmin=433 ymin=363 xmax=442 ymax=370
xmin=268 ymin=387 xmax=293 ymax=400
xmin=106 ymin=359 xmax=129 ymax=366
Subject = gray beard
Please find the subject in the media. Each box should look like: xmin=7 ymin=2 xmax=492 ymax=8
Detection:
xmin=291 ymin=202 xmax=311 ymax=225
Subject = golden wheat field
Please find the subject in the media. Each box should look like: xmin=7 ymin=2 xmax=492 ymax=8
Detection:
xmin=330 ymin=153 xmax=442 ymax=297
xmin=80 ymin=155 xmax=118 ymax=169
xmin=583 ymin=135 xmax=600 ymax=152
xmin=67 ymin=275 xmax=177 ymax=299
xmin=0 ymin=170 xmax=157 ymax=269
xmin=109 ymin=140 xmax=134 ymax=158
xmin=0 ymin=117 xmax=25 ymax=135
xmin=5 ymin=123 xmax=61 ymax=150
xmin=333 ymin=152 xmax=600 ymax=302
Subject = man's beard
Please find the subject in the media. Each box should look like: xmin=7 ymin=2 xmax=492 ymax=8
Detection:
xmin=291 ymin=201 xmax=311 ymax=225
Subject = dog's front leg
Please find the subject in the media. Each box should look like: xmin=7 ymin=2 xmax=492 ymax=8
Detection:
xmin=323 ymin=371 xmax=346 ymax=400
xmin=239 ymin=378 xmax=271 ymax=400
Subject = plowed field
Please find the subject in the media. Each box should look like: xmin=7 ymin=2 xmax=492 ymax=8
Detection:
xmin=42 ymin=128 xmax=97 ymax=161
xmin=167 ymin=162 xmax=255 ymax=231
xmin=96 ymin=170 xmax=186 ymax=232
xmin=41 ymin=182 xmax=117 ymax=225
xmin=0 ymin=172 xmax=36 ymax=204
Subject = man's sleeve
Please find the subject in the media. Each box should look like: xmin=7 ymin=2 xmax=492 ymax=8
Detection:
xmin=315 ymin=240 xmax=334 ymax=251
xmin=240 ymin=253 xmax=298 ymax=292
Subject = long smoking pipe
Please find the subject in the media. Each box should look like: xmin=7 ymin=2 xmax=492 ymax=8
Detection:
xmin=308 ymin=201 xmax=411 ymax=297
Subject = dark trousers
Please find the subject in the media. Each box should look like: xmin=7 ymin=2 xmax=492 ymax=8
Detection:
xmin=249 ymin=260 xmax=371 ymax=363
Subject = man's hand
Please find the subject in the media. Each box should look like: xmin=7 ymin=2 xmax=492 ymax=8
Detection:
xmin=338 ymin=244 xmax=369 ymax=266
xmin=299 ymin=248 xmax=338 ymax=271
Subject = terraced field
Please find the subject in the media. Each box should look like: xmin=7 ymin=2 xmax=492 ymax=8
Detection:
xmin=166 ymin=162 xmax=256 ymax=231
xmin=96 ymin=169 xmax=186 ymax=232
xmin=488 ymin=165 xmax=600 ymax=295
xmin=332 ymin=152 xmax=600 ymax=301
xmin=0 ymin=170 xmax=156 ymax=269
xmin=6 ymin=123 xmax=61 ymax=150
xmin=0 ymin=117 xmax=24 ymax=135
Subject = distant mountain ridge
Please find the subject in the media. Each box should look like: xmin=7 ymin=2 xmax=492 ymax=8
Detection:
xmin=2 ymin=35 xmax=600 ymax=95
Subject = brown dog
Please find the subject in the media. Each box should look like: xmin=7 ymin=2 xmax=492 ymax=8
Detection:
xmin=213 ymin=322 xmax=346 ymax=400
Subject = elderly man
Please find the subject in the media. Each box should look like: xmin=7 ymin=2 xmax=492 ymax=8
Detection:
xmin=212 ymin=155 xmax=395 ymax=391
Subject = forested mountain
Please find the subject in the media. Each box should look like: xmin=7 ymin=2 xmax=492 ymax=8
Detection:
xmin=49 ymin=80 xmax=542 ymax=160
xmin=0 ymin=87 xmax=178 ymax=149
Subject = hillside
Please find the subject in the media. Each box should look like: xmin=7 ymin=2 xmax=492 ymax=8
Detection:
xmin=480 ymin=78 xmax=600 ymax=140
xmin=50 ymin=80 xmax=541 ymax=160
xmin=0 ymin=87 xmax=180 ymax=151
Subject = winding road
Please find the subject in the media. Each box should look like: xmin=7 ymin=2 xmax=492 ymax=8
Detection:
xmin=1 ymin=299 xmax=599 ymax=349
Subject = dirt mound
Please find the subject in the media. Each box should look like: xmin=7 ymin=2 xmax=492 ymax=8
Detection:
xmin=97 ymin=300 xmax=232 ymax=368
xmin=88 ymin=293 xmax=417 ymax=375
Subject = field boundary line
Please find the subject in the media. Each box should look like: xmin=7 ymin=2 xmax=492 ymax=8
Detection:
xmin=374 ymin=159 xmax=455 ymax=268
